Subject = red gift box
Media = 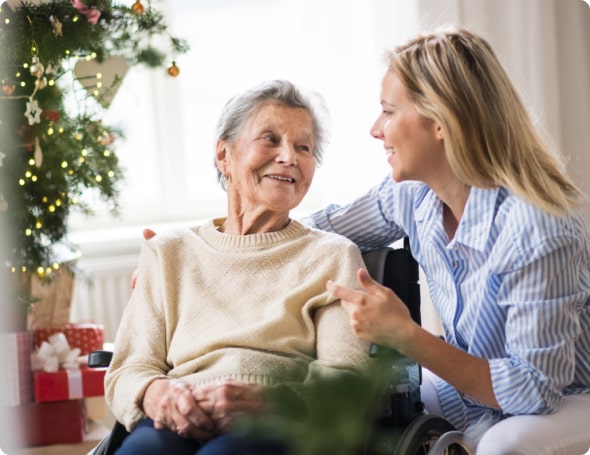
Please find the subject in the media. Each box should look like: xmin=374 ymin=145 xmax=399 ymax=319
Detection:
xmin=0 ymin=332 xmax=34 ymax=406
xmin=33 ymin=323 xmax=104 ymax=355
xmin=33 ymin=367 xmax=106 ymax=403
xmin=5 ymin=399 xmax=84 ymax=448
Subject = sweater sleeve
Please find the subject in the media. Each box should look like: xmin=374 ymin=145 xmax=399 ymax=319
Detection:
xmin=104 ymin=240 xmax=171 ymax=431
xmin=311 ymin=241 xmax=371 ymax=375
xmin=270 ymin=240 xmax=375 ymax=418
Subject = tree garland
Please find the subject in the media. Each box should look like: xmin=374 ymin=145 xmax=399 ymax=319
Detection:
xmin=0 ymin=0 xmax=188 ymax=305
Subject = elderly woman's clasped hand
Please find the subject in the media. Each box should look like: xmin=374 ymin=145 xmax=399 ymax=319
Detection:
xmin=143 ymin=378 xmax=264 ymax=439
xmin=142 ymin=378 xmax=213 ymax=439
xmin=193 ymin=381 xmax=265 ymax=434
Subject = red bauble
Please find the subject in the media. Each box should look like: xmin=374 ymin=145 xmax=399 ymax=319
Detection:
xmin=42 ymin=109 xmax=61 ymax=122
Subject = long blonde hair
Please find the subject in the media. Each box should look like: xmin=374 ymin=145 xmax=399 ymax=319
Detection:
xmin=388 ymin=27 xmax=582 ymax=215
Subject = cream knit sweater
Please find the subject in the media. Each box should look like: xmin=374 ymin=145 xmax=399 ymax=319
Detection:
xmin=105 ymin=219 xmax=370 ymax=430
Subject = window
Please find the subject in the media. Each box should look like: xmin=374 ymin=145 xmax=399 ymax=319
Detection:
xmin=68 ymin=0 xmax=419 ymax=234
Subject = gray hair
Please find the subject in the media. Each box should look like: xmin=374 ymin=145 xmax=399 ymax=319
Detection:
xmin=215 ymin=80 xmax=329 ymax=190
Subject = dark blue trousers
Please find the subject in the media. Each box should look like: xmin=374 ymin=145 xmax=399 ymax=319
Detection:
xmin=115 ymin=419 xmax=289 ymax=455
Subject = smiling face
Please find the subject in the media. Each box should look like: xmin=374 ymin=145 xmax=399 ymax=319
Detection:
xmin=370 ymin=70 xmax=446 ymax=185
xmin=216 ymin=101 xmax=316 ymax=222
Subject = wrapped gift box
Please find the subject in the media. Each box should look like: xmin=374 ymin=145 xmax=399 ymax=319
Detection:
xmin=0 ymin=332 xmax=33 ymax=406
xmin=27 ymin=268 xmax=75 ymax=330
xmin=33 ymin=323 xmax=104 ymax=355
xmin=27 ymin=267 xmax=76 ymax=330
xmin=7 ymin=399 xmax=84 ymax=448
xmin=33 ymin=366 xmax=106 ymax=403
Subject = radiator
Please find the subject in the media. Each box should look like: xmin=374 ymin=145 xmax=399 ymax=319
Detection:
xmin=69 ymin=254 xmax=138 ymax=342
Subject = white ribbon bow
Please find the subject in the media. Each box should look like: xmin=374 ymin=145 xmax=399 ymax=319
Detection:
xmin=31 ymin=332 xmax=82 ymax=372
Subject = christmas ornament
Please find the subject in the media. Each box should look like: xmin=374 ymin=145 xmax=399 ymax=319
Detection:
xmin=99 ymin=130 xmax=115 ymax=146
xmin=29 ymin=56 xmax=45 ymax=78
xmin=2 ymin=83 xmax=16 ymax=95
xmin=34 ymin=137 xmax=43 ymax=168
xmin=35 ymin=76 xmax=48 ymax=90
xmin=132 ymin=0 xmax=145 ymax=15
xmin=74 ymin=56 xmax=129 ymax=108
xmin=50 ymin=15 xmax=63 ymax=37
xmin=71 ymin=0 xmax=101 ymax=25
xmin=167 ymin=61 xmax=180 ymax=77
xmin=44 ymin=62 xmax=58 ymax=76
xmin=42 ymin=109 xmax=60 ymax=122
xmin=25 ymin=98 xmax=42 ymax=125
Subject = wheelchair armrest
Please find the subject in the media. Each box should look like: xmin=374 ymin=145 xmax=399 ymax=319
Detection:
xmin=88 ymin=350 xmax=113 ymax=368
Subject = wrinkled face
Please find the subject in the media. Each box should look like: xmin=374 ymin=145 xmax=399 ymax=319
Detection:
xmin=216 ymin=101 xmax=316 ymax=215
xmin=370 ymin=71 xmax=445 ymax=184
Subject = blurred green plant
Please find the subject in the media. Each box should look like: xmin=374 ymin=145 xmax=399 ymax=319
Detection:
xmin=240 ymin=355 xmax=414 ymax=455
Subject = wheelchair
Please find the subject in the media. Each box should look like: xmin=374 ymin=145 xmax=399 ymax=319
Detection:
xmin=88 ymin=241 xmax=475 ymax=455
xmin=361 ymin=241 xmax=474 ymax=455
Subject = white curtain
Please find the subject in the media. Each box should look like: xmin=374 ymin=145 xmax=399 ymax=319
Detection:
xmin=410 ymin=0 xmax=590 ymax=218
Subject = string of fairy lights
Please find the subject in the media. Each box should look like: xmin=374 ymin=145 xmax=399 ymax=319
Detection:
xmin=0 ymin=0 xmax=188 ymax=287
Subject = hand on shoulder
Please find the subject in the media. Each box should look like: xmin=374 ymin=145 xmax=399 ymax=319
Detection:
xmin=130 ymin=228 xmax=158 ymax=289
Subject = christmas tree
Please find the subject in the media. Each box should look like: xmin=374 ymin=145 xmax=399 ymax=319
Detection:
xmin=0 ymin=0 xmax=187 ymax=311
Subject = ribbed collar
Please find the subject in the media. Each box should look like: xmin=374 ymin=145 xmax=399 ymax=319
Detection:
xmin=197 ymin=218 xmax=307 ymax=250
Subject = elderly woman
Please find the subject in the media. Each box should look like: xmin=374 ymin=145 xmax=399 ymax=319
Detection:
xmin=105 ymin=80 xmax=369 ymax=455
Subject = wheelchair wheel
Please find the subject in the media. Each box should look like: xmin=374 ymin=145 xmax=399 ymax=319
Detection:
xmin=426 ymin=430 xmax=476 ymax=455
xmin=395 ymin=414 xmax=468 ymax=455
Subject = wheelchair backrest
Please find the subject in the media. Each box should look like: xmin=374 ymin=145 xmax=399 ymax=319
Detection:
xmin=361 ymin=239 xmax=421 ymax=326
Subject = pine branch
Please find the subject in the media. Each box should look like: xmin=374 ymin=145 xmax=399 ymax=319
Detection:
xmin=0 ymin=0 xmax=188 ymax=294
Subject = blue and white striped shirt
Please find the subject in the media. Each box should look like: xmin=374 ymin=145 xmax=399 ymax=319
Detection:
xmin=311 ymin=176 xmax=590 ymax=430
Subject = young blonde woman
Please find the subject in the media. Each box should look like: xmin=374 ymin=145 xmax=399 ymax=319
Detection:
xmin=323 ymin=28 xmax=590 ymax=454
